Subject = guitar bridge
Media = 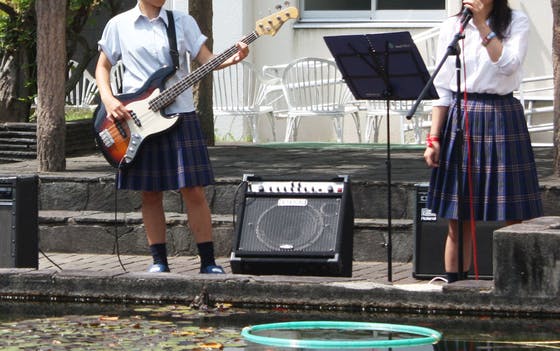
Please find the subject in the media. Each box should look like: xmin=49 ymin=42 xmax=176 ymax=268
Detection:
xmin=125 ymin=133 xmax=143 ymax=164
xmin=98 ymin=129 xmax=115 ymax=147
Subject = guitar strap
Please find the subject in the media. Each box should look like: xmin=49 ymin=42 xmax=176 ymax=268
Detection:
xmin=165 ymin=10 xmax=180 ymax=71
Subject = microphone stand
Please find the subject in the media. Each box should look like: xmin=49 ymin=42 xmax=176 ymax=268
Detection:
xmin=407 ymin=13 xmax=471 ymax=281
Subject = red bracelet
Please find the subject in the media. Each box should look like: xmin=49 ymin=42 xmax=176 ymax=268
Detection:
xmin=426 ymin=135 xmax=440 ymax=148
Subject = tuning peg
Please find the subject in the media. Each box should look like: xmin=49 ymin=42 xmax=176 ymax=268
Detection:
xmin=275 ymin=4 xmax=282 ymax=10
xmin=284 ymin=1 xmax=291 ymax=7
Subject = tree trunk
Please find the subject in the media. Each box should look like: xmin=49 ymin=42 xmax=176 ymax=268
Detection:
xmin=189 ymin=0 xmax=215 ymax=146
xmin=36 ymin=0 xmax=67 ymax=172
xmin=0 ymin=51 xmax=31 ymax=123
xmin=553 ymin=0 xmax=560 ymax=175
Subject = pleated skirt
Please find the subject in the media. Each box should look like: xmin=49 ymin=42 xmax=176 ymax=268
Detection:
xmin=427 ymin=93 xmax=543 ymax=221
xmin=117 ymin=112 xmax=214 ymax=191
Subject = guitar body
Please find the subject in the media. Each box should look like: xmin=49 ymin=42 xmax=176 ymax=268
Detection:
xmin=93 ymin=66 xmax=179 ymax=168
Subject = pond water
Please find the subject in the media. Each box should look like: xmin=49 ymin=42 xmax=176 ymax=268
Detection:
xmin=0 ymin=301 xmax=558 ymax=350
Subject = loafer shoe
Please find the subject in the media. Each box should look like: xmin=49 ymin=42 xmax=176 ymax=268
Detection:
xmin=148 ymin=263 xmax=170 ymax=273
xmin=200 ymin=265 xmax=225 ymax=274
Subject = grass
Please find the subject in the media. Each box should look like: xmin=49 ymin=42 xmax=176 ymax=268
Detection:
xmin=27 ymin=106 xmax=95 ymax=123
xmin=65 ymin=107 xmax=95 ymax=122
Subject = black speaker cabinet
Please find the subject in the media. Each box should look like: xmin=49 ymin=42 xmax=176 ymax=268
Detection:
xmin=0 ymin=175 xmax=39 ymax=269
xmin=414 ymin=183 xmax=503 ymax=280
xmin=230 ymin=175 xmax=354 ymax=277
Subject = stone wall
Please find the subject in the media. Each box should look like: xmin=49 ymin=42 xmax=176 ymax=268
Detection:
xmin=66 ymin=119 xmax=97 ymax=156
xmin=494 ymin=217 xmax=560 ymax=297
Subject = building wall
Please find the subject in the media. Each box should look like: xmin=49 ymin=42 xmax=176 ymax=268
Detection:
xmin=186 ymin=0 xmax=554 ymax=143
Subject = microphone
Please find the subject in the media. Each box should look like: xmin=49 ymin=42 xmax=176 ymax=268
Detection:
xmin=460 ymin=7 xmax=473 ymax=24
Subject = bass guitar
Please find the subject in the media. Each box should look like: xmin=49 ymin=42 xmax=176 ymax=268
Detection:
xmin=94 ymin=7 xmax=298 ymax=168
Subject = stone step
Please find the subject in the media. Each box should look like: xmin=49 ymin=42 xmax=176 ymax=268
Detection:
xmin=0 ymin=149 xmax=37 ymax=158
xmin=0 ymin=138 xmax=37 ymax=147
xmin=0 ymin=122 xmax=37 ymax=132
xmin=36 ymin=174 xmax=560 ymax=220
xmin=38 ymin=177 xmax=425 ymax=219
xmin=0 ymin=121 xmax=96 ymax=163
xmin=0 ymin=157 xmax=32 ymax=164
xmin=0 ymin=131 xmax=36 ymax=141
xmin=38 ymin=210 xmax=414 ymax=262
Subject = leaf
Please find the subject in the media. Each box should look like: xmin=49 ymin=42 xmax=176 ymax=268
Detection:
xmin=99 ymin=316 xmax=119 ymax=321
xmin=197 ymin=341 xmax=224 ymax=349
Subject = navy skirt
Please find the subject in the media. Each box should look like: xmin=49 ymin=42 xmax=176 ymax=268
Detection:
xmin=427 ymin=93 xmax=543 ymax=221
xmin=117 ymin=112 xmax=214 ymax=191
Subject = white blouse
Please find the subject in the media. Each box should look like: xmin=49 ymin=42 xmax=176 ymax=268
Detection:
xmin=433 ymin=10 xmax=529 ymax=107
xmin=98 ymin=4 xmax=207 ymax=114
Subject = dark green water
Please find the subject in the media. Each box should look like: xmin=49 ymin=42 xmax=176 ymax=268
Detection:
xmin=0 ymin=301 xmax=558 ymax=350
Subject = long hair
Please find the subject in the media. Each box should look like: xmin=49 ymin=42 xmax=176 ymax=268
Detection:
xmin=457 ymin=0 xmax=512 ymax=39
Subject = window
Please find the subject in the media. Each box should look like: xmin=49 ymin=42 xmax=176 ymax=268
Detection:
xmin=304 ymin=0 xmax=370 ymax=11
xmin=301 ymin=0 xmax=446 ymax=22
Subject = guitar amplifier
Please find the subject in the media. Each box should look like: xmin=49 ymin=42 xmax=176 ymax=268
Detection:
xmin=0 ymin=175 xmax=39 ymax=268
xmin=230 ymin=174 xmax=354 ymax=277
xmin=413 ymin=183 xmax=502 ymax=280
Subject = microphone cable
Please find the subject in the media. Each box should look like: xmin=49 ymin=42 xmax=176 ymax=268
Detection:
xmin=459 ymin=26 xmax=480 ymax=280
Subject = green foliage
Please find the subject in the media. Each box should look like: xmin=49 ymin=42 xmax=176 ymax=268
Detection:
xmin=0 ymin=1 xmax=34 ymax=54
xmin=0 ymin=0 xmax=107 ymax=55
xmin=0 ymin=0 xmax=119 ymax=116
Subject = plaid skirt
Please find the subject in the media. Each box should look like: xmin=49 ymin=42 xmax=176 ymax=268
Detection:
xmin=427 ymin=93 xmax=543 ymax=221
xmin=117 ymin=112 xmax=214 ymax=191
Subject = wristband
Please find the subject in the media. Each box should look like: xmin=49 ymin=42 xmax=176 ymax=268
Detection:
xmin=426 ymin=135 xmax=440 ymax=148
xmin=482 ymin=31 xmax=496 ymax=46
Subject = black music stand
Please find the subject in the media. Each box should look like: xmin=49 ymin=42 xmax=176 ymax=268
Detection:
xmin=324 ymin=31 xmax=438 ymax=282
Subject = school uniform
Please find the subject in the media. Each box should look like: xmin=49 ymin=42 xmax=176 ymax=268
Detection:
xmin=98 ymin=4 xmax=213 ymax=191
xmin=427 ymin=10 xmax=543 ymax=221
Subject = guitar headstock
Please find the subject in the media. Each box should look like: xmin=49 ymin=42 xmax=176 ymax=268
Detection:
xmin=255 ymin=6 xmax=299 ymax=36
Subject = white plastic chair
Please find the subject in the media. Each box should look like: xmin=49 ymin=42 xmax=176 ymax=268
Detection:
xmin=110 ymin=60 xmax=125 ymax=94
xmin=213 ymin=61 xmax=276 ymax=143
xmin=261 ymin=63 xmax=289 ymax=119
xmin=66 ymin=60 xmax=98 ymax=109
xmin=280 ymin=57 xmax=361 ymax=143
xmin=365 ymin=100 xmax=432 ymax=144
xmin=514 ymin=75 xmax=554 ymax=146
xmin=412 ymin=27 xmax=440 ymax=73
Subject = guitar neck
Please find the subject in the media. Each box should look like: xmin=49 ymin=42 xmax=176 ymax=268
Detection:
xmin=149 ymin=31 xmax=260 ymax=111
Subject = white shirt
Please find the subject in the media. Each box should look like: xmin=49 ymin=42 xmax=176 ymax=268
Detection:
xmin=433 ymin=10 xmax=529 ymax=107
xmin=98 ymin=4 xmax=207 ymax=114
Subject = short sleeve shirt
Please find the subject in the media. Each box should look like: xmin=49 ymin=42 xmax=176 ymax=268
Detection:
xmin=98 ymin=4 xmax=207 ymax=114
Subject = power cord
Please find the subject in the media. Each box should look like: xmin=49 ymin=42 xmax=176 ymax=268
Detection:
xmin=39 ymin=248 xmax=63 ymax=270
xmin=114 ymin=165 xmax=127 ymax=272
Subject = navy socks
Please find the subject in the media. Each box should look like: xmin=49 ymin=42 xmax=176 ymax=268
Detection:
xmin=197 ymin=241 xmax=216 ymax=269
xmin=149 ymin=243 xmax=168 ymax=267
xmin=150 ymin=242 xmax=217 ymax=271
xmin=445 ymin=271 xmax=469 ymax=283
